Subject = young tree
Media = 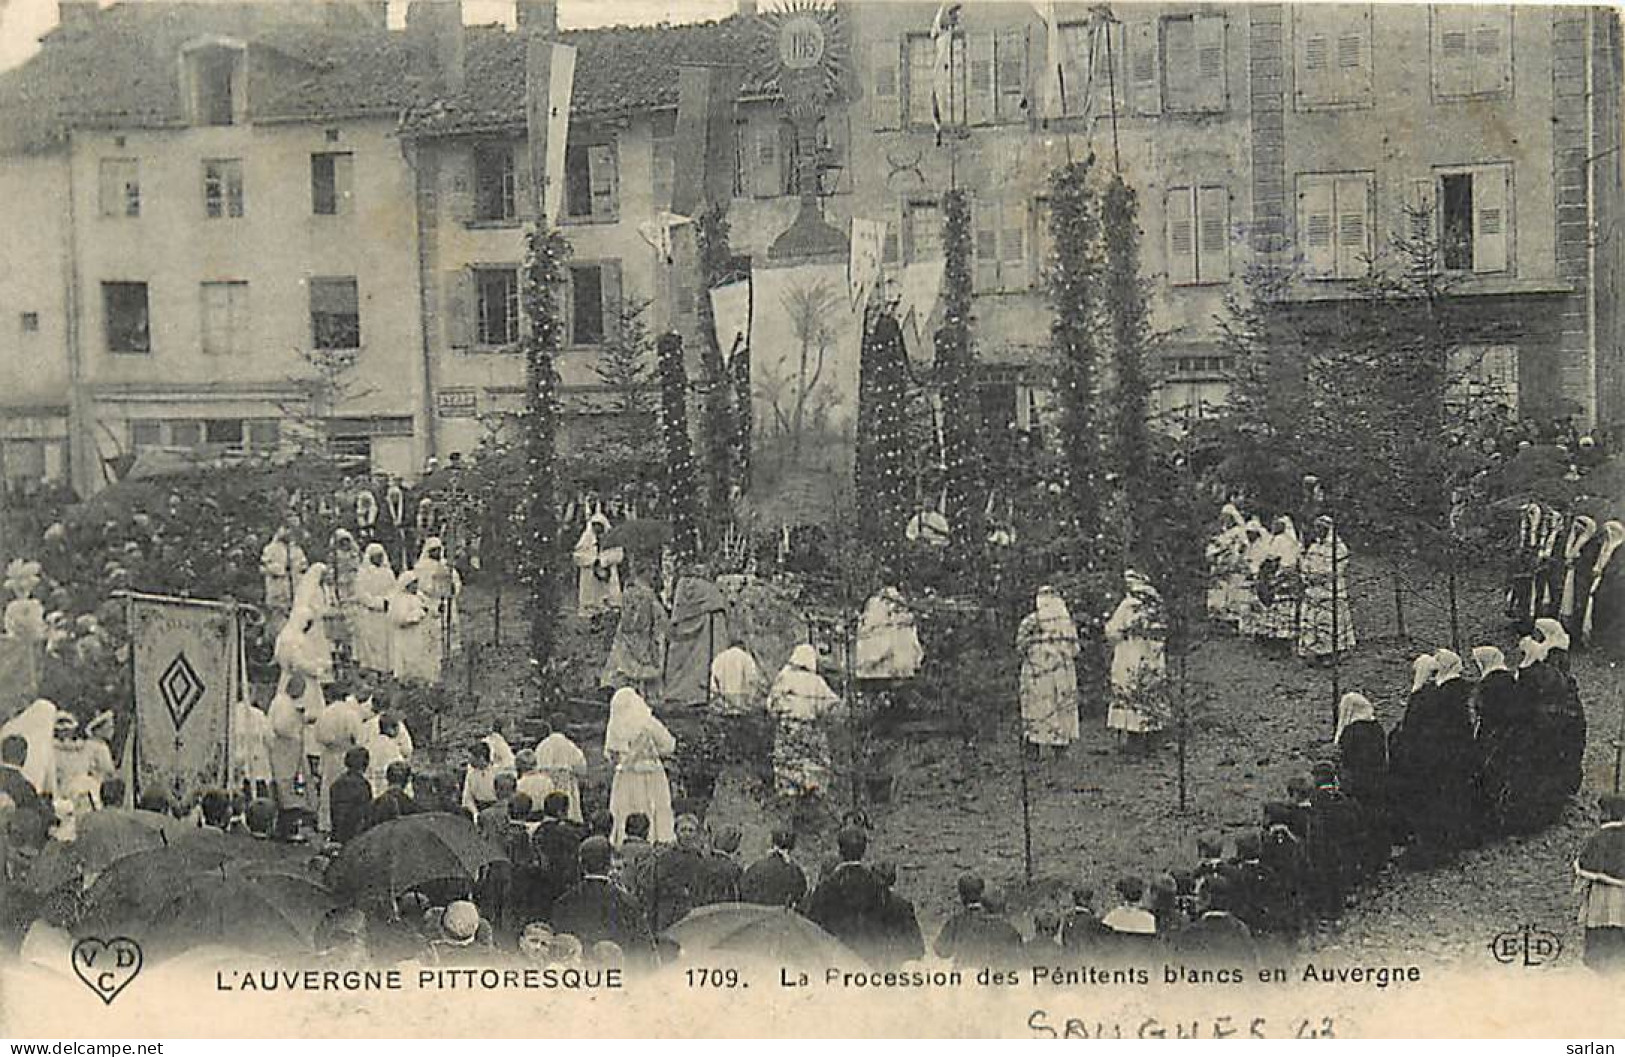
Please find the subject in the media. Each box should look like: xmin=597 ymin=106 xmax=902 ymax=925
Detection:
xmin=591 ymin=296 xmax=664 ymax=479
xmin=935 ymin=189 xmax=985 ymax=567
xmin=854 ymin=306 xmax=911 ymax=574
xmin=657 ymin=331 xmax=702 ymax=559
xmin=762 ymin=277 xmax=841 ymax=464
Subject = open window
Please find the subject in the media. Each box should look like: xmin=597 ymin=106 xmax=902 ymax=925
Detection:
xmin=310 ymin=277 xmax=360 ymax=351
xmin=203 ymin=158 xmax=244 ymax=219
xmin=1435 ymin=164 xmax=1511 ymax=273
xmin=474 ymin=142 xmax=518 ymax=223
xmin=564 ymin=141 xmax=618 ymax=221
xmin=475 ymin=267 xmax=520 ymax=347
xmin=311 ymin=152 xmax=354 ymax=216
xmin=102 ymin=282 xmax=150 ymax=354
xmin=563 ymin=261 xmax=622 ymax=348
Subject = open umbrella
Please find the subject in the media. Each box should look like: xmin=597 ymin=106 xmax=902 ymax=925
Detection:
xmin=24 ymin=809 xmax=186 ymax=895
xmin=79 ymin=832 xmax=304 ymax=933
xmin=599 ymin=518 xmax=672 ymax=554
xmin=325 ymin=812 xmax=505 ymax=902
xmin=662 ymin=904 xmax=863 ymax=969
xmin=110 ymin=864 xmax=337 ymax=958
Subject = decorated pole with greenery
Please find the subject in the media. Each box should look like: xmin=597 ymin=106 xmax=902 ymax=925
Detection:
xmin=935 ymin=189 xmax=983 ymax=567
xmin=519 ymin=227 xmax=571 ymax=705
xmin=658 ymin=331 xmax=702 ymax=559
xmin=1102 ymin=174 xmax=1154 ymax=565
xmin=695 ymin=206 xmax=744 ymax=529
xmin=855 ymin=306 xmax=911 ymax=573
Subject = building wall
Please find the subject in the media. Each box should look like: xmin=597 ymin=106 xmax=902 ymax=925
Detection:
xmin=0 ymin=151 xmax=73 ymax=489
xmin=66 ymin=118 xmax=426 ymax=490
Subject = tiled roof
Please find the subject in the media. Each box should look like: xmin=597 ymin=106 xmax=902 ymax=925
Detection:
xmin=0 ymin=2 xmax=781 ymax=152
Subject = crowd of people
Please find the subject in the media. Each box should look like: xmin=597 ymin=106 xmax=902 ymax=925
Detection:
xmin=1503 ymin=506 xmax=1623 ymax=648
xmin=1206 ymin=506 xmax=1357 ymax=662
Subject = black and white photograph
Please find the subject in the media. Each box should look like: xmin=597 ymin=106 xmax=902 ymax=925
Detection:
xmin=0 ymin=0 xmax=1621 ymax=1040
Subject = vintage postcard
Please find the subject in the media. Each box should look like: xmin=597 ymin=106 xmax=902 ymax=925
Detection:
xmin=0 ymin=0 xmax=1622 ymax=1040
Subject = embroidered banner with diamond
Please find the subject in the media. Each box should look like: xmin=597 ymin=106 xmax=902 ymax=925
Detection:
xmin=130 ymin=595 xmax=239 ymax=807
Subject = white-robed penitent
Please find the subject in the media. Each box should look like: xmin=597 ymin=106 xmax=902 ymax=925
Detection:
xmin=766 ymin=644 xmax=843 ymax=797
xmin=352 ymin=543 xmax=396 ymax=674
xmin=313 ymin=693 xmax=370 ymax=833
xmin=260 ymin=531 xmax=307 ymax=616
xmin=709 ymin=645 xmax=764 ymax=714
xmin=0 ymin=700 xmax=58 ymax=797
xmin=604 ymin=688 xmax=675 ymax=844
xmin=535 ymin=731 xmax=588 ymax=823
xmin=1258 ymin=517 xmax=1303 ymax=641
xmin=1105 ymin=571 xmax=1168 ymax=736
xmin=412 ymin=537 xmax=463 ymax=659
xmin=1017 ymin=587 xmax=1080 ymax=748
xmin=1296 ymin=517 xmax=1356 ymax=658
xmin=854 ymin=587 xmax=924 ymax=681
xmin=1205 ymin=504 xmax=1251 ymax=625
xmin=390 ymin=572 xmax=440 ymax=685
xmin=572 ymin=515 xmax=624 ymax=617
xmin=1237 ymin=518 xmax=1273 ymax=637
xmin=233 ymin=698 xmax=274 ymax=789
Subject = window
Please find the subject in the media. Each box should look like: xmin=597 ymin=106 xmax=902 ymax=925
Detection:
xmin=1167 ymin=185 xmax=1232 ymax=285
xmin=311 ymin=152 xmax=354 ymax=216
xmin=564 ymin=261 xmax=622 ymax=348
xmin=475 ymin=268 xmax=520 ymax=347
xmin=204 ymin=419 xmax=244 ymax=446
xmin=474 ymin=143 xmax=517 ymax=222
xmin=102 ymin=281 xmax=150 ymax=353
xmin=905 ymin=199 xmax=942 ymax=261
xmin=169 ymin=421 xmax=202 ymax=448
xmin=126 ymin=421 xmax=158 ymax=450
xmin=1295 ymin=172 xmax=1372 ymax=280
xmin=189 ymin=47 xmax=240 ymax=126
xmin=203 ymin=158 xmax=244 ymax=219
xmin=200 ymin=281 xmax=249 ymax=356
xmin=20 ymin=312 xmax=38 ymax=333
xmin=1295 ymin=4 xmax=1372 ymax=109
xmin=1160 ymin=14 xmax=1226 ymax=113
xmin=906 ymin=32 xmax=967 ymax=129
xmin=1433 ymin=6 xmax=1511 ymax=99
xmin=965 ymin=29 xmax=1029 ymax=125
xmin=973 ymin=197 xmax=1029 ymax=292
xmin=745 ymin=121 xmax=786 ymax=198
xmin=98 ymin=158 xmax=140 ymax=218
xmin=310 ymin=277 xmax=360 ymax=350
xmin=564 ymin=142 xmax=618 ymax=220
xmin=1432 ymin=164 xmax=1511 ymax=273
xmin=247 ymin=420 xmax=281 ymax=450
xmin=1054 ymin=22 xmax=1096 ymax=118
xmin=1447 ymin=344 xmax=1519 ymax=410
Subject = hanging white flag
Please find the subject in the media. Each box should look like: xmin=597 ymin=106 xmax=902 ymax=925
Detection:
xmin=848 ymin=218 xmax=887 ymax=311
xmin=1033 ymin=1 xmax=1063 ymax=120
xmin=931 ymin=3 xmax=962 ymax=143
xmin=542 ymin=43 xmax=576 ymax=226
xmin=637 ymin=210 xmax=692 ymax=264
xmin=710 ymin=278 xmax=752 ymax=367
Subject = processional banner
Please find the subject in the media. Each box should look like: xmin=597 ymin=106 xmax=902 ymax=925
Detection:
xmin=129 ymin=594 xmax=239 ymax=806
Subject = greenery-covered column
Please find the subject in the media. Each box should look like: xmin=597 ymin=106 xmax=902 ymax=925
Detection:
xmin=695 ymin=206 xmax=743 ymax=529
xmin=855 ymin=306 xmax=911 ymax=574
xmin=519 ymin=227 xmax=571 ymax=705
xmin=658 ymin=332 xmax=703 ymax=560
xmin=1102 ymin=174 xmax=1154 ymax=567
xmin=935 ymin=189 xmax=984 ymax=566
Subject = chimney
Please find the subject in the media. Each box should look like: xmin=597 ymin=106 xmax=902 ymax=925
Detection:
xmin=515 ymin=0 xmax=557 ymax=37
xmin=737 ymin=0 xmax=757 ymax=17
xmin=57 ymin=1 xmax=97 ymax=26
xmin=408 ymin=0 xmax=465 ymax=93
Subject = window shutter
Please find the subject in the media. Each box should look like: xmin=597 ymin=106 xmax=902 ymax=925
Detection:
xmin=444 ymin=269 xmax=473 ymax=350
xmin=442 ymin=148 xmax=474 ymax=224
xmin=1196 ymin=186 xmax=1230 ymax=282
xmin=560 ymin=269 xmax=575 ymax=346
xmin=588 ymin=143 xmax=617 ymax=218
xmin=600 ymin=261 xmax=623 ymax=342
xmin=1296 ymin=177 xmax=1336 ymax=278
xmin=1192 ymin=13 xmax=1226 ymax=112
xmin=752 ymin=123 xmax=782 ymax=198
xmin=334 ymin=153 xmax=355 ymax=214
xmin=1432 ymin=7 xmax=1472 ymax=97
xmin=1337 ymin=6 xmax=1373 ymax=105
xmin=1167 ymin=187 xmax=1197 ymax=285
xmin=995 ymin=28 xmax=1029 ymax=123
xmin=871 ymin=39 xmax=901 ymax=130
xmin=1470 ymin=9 xmax=1511 ymax=96
xmin=974 ymin=197 xmax=999 ymax=291
xmin=1058 ymin=23 xmax=1085 ymax=118
xmin=1472 ymin=164 xmax=1509 ymax=273
xmin=1000 ymin=198 xmax=1029 ymax=289
xmin=967 ymin=32 xmax=996 ymax=126
xmin=1333 ymin=175 xmax=1370 ymax=278
xmin=1127 ymin=20 xmax=1162 ymax=115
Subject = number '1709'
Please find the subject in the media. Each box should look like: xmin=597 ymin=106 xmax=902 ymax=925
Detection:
xmin=685 ymin=968 xmax=742 ymax=988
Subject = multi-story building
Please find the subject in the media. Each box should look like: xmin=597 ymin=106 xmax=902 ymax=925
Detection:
xmin=0 ymin=0 xmax=1617 ymax=499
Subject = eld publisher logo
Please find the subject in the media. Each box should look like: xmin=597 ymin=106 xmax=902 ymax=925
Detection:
xmin=1489 ymin=925 xmax=1562 ymax=967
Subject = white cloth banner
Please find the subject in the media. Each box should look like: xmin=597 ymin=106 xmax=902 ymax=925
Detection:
xmin=0 ymin=699 xmax=56 ymax=796
xmin=543 ymin=44 xmax=577 ymax=226
xmin=896 ymin=260 xmax=946 ymax=362
xmin=848 ymin=218 xmax=887 ymax=311
xmin=637 ymin=210 xmax=692 ymax=265
xmin=710 ymin=279 xmax=752 ymax=367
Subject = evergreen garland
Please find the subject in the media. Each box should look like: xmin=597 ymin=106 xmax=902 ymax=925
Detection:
xmin=935 ymin=189 xmax=984 ymax=564
xmin=695 ymin=206 xmax=742 ymax=529
xmin=1048 ymin=160 xmax=1105 ymax=560
xmin=1102 ymin=174 xmax=1154 ymax=566
xmin=519 ymin=226 xmax=570 ymax=705
xmin=855 ymin=306 xmax=911 ymax=574
xmin=657 ymin=331 xmax=703 ymax=560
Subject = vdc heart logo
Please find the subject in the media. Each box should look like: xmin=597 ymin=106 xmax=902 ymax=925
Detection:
xmin=71 ymin=937 xmax=143 ymax=1005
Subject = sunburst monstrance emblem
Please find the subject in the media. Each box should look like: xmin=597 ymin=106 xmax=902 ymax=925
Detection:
xmin=758 ymin=1 xmax=848 ymax=102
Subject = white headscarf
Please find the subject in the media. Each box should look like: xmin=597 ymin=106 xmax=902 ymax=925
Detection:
xmin=1033 ymin=586 xmax=1078 ymax=643
xmin=1433 ymin=649 xmax=1463 ymax=685
xmin=417 ymin=537 xmax=447 ymax=567
xmin=1517 ymin=635 xmax=1549 ymax=669
xmin=1533 ymin=617 xmax=1570 ymax=653
xmin=1265 ymin=517 xmax=1301 ymax=568
xmin=787 ymin=643 xmax=819 ymax=672
xmin=1334 ymin=691 xmax=1375 ymax=742
xmin=1244 ymin=518 xmax=1272 ymax=572
xmin=604 ymin=687 xmax=653 ymax=758
xmin=292 ymin=563 xmax=330 ymax=616
xmin=1471 ymin=645 xmax=1508 ymax=677
xmin=1410 ymin=654 xmax=1439 ymax=693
